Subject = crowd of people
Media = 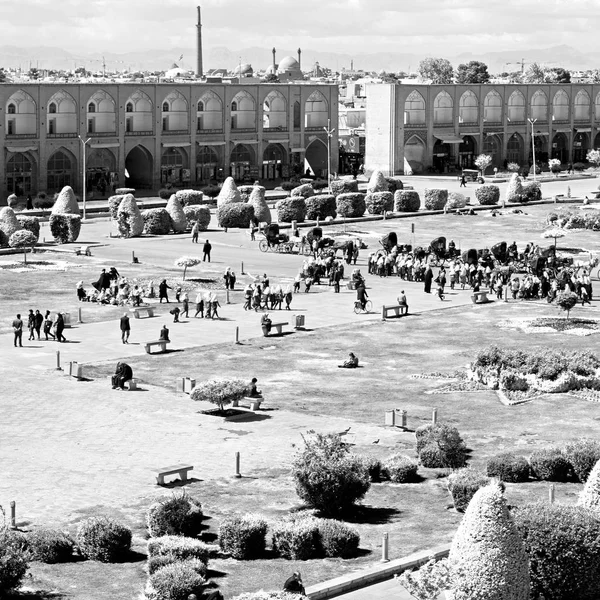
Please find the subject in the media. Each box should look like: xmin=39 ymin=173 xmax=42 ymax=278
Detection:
xmin=12 ymin=310 xmax=67 ymax=347
xmin=244 ymin=275 xmax=294 ymax=311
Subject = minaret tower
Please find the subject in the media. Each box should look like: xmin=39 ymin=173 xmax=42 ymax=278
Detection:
xmin=196 ymin=6 xmax=203 ymax=78
xmin=272 ymin=47 xmax=277 ymax=72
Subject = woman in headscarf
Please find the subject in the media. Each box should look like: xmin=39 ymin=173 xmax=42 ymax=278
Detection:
xmin=54 ymin=313 xmax=67 ymax=343
xmin=158 ymin=279 xmax=171 ymax=303
xmin=284 ymin=284 xmax=293 ymax=310
xmin=93 ymin=268 xmax=112 ymax=292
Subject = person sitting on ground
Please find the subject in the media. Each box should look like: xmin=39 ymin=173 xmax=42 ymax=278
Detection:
xmin=76 ymin=280 xmax=88 ymax=302
xmin=159 ymin=325 xmax=170 ymax=342
xmin=283 ymin=572 xmax=305 ymax=595
xmin=248 ymin=377 xmax=262 ymax=397
xmin=112 ymin=362 xmax=133 ymax=390
xmin=339 ymin=352 xmax=359 ymax=369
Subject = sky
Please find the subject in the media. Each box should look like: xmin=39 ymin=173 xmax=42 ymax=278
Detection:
xmin=2 ymin=0 xmax=599 ymax=57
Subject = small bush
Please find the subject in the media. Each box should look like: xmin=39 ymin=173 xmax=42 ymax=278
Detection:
xmin=238 ymin=185 xmax=254 ymax=201
xmin=522 ymin=181 xmax=542 ymax=202
xmin=424 ymin=188 xmax=448 ymax=210
xmin=0 ymin=206 xmax=22 ymax=242
xmin=175 ymin=189 xmax=205 ymax=206
xmin=108 ymin=194 xmax=124 ymax=219
xmin=51 ymin=186 xmax=80 ymax=215
xmin=147 ymin=535 xmax=211 ymax=563
xmin=363 ymin=456 xmax=385 ymax=482
xmin=529 ymin=448 xmax=571 ymax=482
xmin=146 ymin=555 xmax=207 ymax=577
xmin=290 ymin=183 xmax=315 ymax=199
xmin=33 ymin=192 xmax=54 ymax=209
xmin=183 ymin=206 xmax=211 ymax=231
xmin=219 ymin=514 xmax=268 ymax=559
xmin=49 ymin=214 xmax=81 ymax=244
xmin=280 ymin=181 xmax=297 ymax=192
xmin=486 ymin=452 xmax=530 ymax=483
xmin=505 ymin=173 xmax=523 ymax=203
xmin=475 ymin=184 xmax=500 ymax=205
xmin=142 ymin=208 xmax=172 ymax=235
xmin=367 ymin=170 xmax=389 ymax=193
xmin=202 ymin=185 xmax=221 ymax=198
xmin=147 ymin=493 xmax=203 ymax=537
xmin=447 ymin=468 xmax=490 ymax=512
xmin=27 ymin=528 xmax=74 ymax=563
xmin=305 ymin=194 xmax=336 ymax=220
xmin=336 ymin=193 xmax=366 ymax=218
xmin=7 ymin=194 xmax=19 ymax=208
xmin=445 ymin=192 xmax=467 ymax=210
xmin=16 ymin=216 xmax=40 ymax=239
xmin=564 ymin=439 xmax=600 ymax=482
xmin=383 ymin=454 xmax=419 ymax=483
xmin=0 ymin=529 xmax=29 ymax=595
xmin=9 ymin=229 xmax=37 ymax=248
xmin=115 ymin=187 xmax=135 ymax=195
xmin=385 ymin=177 xmax=404 ymax=193
xmin=365 ymin=191 xmax=394 ymax=215
xmin=76 ymin=516 xmax=132 ymax=562
xmin=316 ymin=519 xmax=360 ymax=558
xmin=149 ymin=561 xmax=206 ymax=600
xmin=248 ymin=186 xmax=271 ymax=224
xmin=415 ymin=423 xmax=467 ymax=469
xmin=276 ymin=197 xmax=306 ymax=223
xmin=394 ymin=190 xmax=421 ymax=212
xmin=313 ymin=179 xmax=328 ymax=191
xmin=159 ymin=188 xmax=173 ymax=200
xmin=217 ymin=177 xmax=243 ymax=207
xmin=217 ymin=203 xmax=255 ymax=229
xmin=272 ymin=517 xmax=319 ymax=560
xmin=331 ymin=179 xmax=358 ymax=196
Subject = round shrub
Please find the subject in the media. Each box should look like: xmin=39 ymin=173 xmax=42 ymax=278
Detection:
xmin=316 ymin=519 xmax=360 ymax=558
xmin=290 ymin=183 xmax=314 ymax=199
xmin=394 ymin=190 xmax=421 ymax=212
xmin=529 ymin=448 xmax=571 ymax=482
xmin=142 ymin=208 xmax=172 ymax=235
xmin=486 ymin=452 xmax=530 ymax=483
xmin=280 ymin=181 xmax=297 ymax=193
xmin=366 ymin=191 xmax=394 ymax=215
xmin=238 ymin=185 xmax=254 ymax=202
xmin=447 ymin=468 xmax=491 ymax=512
xmin=363 ymin=456 xmax=385 ymax=482
xmin=27 ymin=527 xmax=74 ymax=563
xmin=367 ymin=170 xmax=389 ymax=193
xmin=16 ymin=216 xmax=40 ymax=239
xmin=217 ymin=177 xmax=243 ymax=207
xmin=385 ymin=177 xmax=404 ymax=193
xmin=33 ymin=192 xmax=54 ymax=209
xmin=383 ymin=454 xmax=419 ymax=483
xmin=76 ymin=516 xmax=132 ymax=563
xmin=115 ymin=187 xmax=135 ymax=195
xmin=276 ymin=197 xmax=306 ymax=223
xmin=331 ymin=179 xmax=358 ymax=196
xmin=313 ymin=179 xmax=328 ymax=191
xmin=202 ymin=185 xmax=221 ymax=199
xmin=147 ymin=493 xmax=203 ymax=537
xmin=108 ymin=195 xmax=124 ymax=219
xmin=336 ymin=193 xmax=366 ymax=218
xmin=190 ymin=378 xmax=250 ymax=411
xmin=146 ymin=555 xmax=207 ymax=578
xmin=49 ymin=214 xmax=81 ymax=244
xmin=446 ymin=192 xmax=467 ymax=210
xmin=166 ymin=195 xmax=187 ymax=233
xmin=147 ymin=535 xmax=210 ymax=563
xmin=475 ymin=184 xmax=500 ymax=205
xmin=9 ymin=229 xmax=37 ymax=248
xmin=416 ymin=424 xmax=467 ymax=469
xmin=424 ymin=188 xmax=448 ymax=210
xmin=0 ymin=206 xmax=23 ymax=242
xmin=116 ymin=193 xmax=144 ymax=238
xmin=0 ymin=529 xmax=28 ymax=595
xmin=159 ymin=188 xmax=173 ymax=200
xmin=248 ymin=186 xmax=271 ymax=224
xmin=217 ymin=203 xmax=255 ymax=229
xmin=149 ymin=562 xmax=206 ymax=600
xmin=514 ymin=503 xmax=600 ymax=600
xmin=7 ymin=194 xmax=19 ymax=208
xmin=219 ymin=514 xmax=268 ymax=559
xmin=522 ymin=181 xmax=542 ymax=202
xmin=183 ymin=206 xmax=211 ymax=231
xmin=506 ymin=173 xmax=523 ymax=203
xmin=565 ymin=439 xmax=600 ymax=483
xmin=175 ymin=189 xmax=204 ymax=206
xmin=51 ymin=185 xmax=80 ymax=215
xmin=305 ymin=194 xmax=336 ymax=220
xmin=272 ymin=517 xmax=319 ymax=560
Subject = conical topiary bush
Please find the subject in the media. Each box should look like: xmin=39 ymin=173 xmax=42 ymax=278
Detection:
xmin=51 ymin=186 xmax=80 ymax=216
xmin=0 ymin=207 xmax=23 ymax=247
xmin=577 ymin=458 xmax=600 ymax=512
xmin=448 ymin=482 xmax=529 ymax=600
xmin=166 ymin=195 xmax=187 ymax=233
xmin=505 ymin=173 xmax=523 ymax=203
xmin=217 ymin=177 xmax=243 ymax=208
xmin=367 ymin=170 xmax=389 ymax=193
xmin=117 ymin=194 xmax=144 ymax=238
xmin=248 ymin=186 xmax=271 ymax=224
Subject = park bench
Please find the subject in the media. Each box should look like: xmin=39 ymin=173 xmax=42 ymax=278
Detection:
xmin=471 ymin=290 xmax=490 ymax=304
xmin=145 ymin=340 xmax=169 ymax=354
xmin=265 ymin=322 xmax=288 ymax=336
xmin=382 ymin=304 xmax=408 ymax=319
xmin=232 ymin=397 xmax=263 ymax=411
xmin=155 ymin=463 xmax=194 ymax=486
xmin=131 ymin=306 xmax=155 ymax=318
xmin=75 ymin=246 xmax=92 ymax=256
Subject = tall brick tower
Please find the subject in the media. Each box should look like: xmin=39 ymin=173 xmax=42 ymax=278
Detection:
xmin=196 ymin=6 xmax=203 ymax=78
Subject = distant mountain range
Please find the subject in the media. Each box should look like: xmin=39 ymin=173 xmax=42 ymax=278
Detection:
xmin=1 ymin=44 xmax=599 ymax=74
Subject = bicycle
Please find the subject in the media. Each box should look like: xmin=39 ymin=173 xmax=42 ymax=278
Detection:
xmin=354 ymin=300 xmax=373 ymax=314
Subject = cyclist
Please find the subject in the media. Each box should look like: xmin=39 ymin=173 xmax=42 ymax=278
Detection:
xmin=356 ymin=284 xmax=369 ymax=311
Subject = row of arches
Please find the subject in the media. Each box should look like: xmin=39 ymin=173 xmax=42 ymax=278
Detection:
xmin=404 ymin=89 xmax=600 ymax=126
xmin=5 ymin=89 xmax=328 ymax=136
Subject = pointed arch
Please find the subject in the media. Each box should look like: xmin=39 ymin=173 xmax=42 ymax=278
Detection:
xmin=196 ymin=144 xmax=220 ymax=183
xmin=595 ymin=92 xmax=600 ymax=120
xmin=459 ymin=90 xmax=478 ymax=124
xmin=305 ymin=90 xmax=328 ymax=128
xmin=125 ymin=144 xmax=153 ymax=189
xmin=47 ymin=90 xmax=77 ymax=134
xmin=197 ymin=91 xmax=223 ymax=131
xmin=5 ymin=90 xmax=36 ymax=135
xmin=86 ymin=89 xmax=116 ymax=134
xmin=552 ymin=89 xmax=569 ymax=121
xmin=530 ymin=89 xmax=547 ymax=121
xmin=483 ymin=90 xmax=502 ymax=123
xmin=574 ymin=89 xmax=590 ymax=121
xmin=47 ymin=90 xmax=76 ymax=113
xmin=305 ymin=138 xmax=328 ymax=177
xmin=404 ymin=90 xmax=425 ymax=125
xmin=507 ymin=132 xmax=524 ymax=165
xmin=404 ymin=134 xmax=426 ymax=172
xmin=507 ymin=90 xmax=526 ymax=122
xmin=6 ymin=151 xmax=36 ymax=195
xmin=433 ymin=90 xmax=453 ymax=124
xmin=161 ymin=89 xmax=188 ymax=132
xmin=263 ymin=90 xmax=287 ymax=129
xmin=125 ymin=90 xmax=153 ymax=133
xmin=230 ymin=143 xmax=256 ymax=179
xmin=47 ymin=147 xmax=77 ymax=193
xmin=231 ymin=90 xmax=256 ymax=130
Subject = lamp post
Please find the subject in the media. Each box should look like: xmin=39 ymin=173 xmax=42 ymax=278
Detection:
xmin=323 ymin=118 xmax=335 ymax=193
xmin=78 ymin=135 xmax=91 ymax=220
xmin=528 ymin=118 xmax=537 ymax=182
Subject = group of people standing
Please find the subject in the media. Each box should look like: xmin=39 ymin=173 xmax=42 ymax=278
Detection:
xmin=244 ymin=279 xmax=293 ymax=311
xmin=12 ymin=310 xmax=66 ymax=347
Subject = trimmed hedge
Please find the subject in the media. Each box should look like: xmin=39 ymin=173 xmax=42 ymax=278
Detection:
xmin=217 ymin=203 xmax=255 ymax=229
xmin=116 ymin=193 xmax=144 ymax=238
xmin=367 ymin=170 xmax=389 ymax=193
xmin=565 ymin=439 xmax=600 ymax=483
xmin=203 ymin=185 xmax=221 ymax=199
xmin=446 ymin=192 xmax=467 ymax=210
xmin=475 ymin=184 xmax=500 ymax=205
xmin=385 ymin=177 xmax=404 ymax=193
xmin=76 ymin=516 xmax=132 ymax=563
xmin=16 ymin=215 xmax=40 ymax=239
xmin=363 ymin=456 xmax=385 ymax=482
xmin=394 ymin=190 xmax=421 ymax=212
xmin=316 ymin=519 xmax=360 ymax=558
xmin=486 ymin=452 xmax=530 ymax=483
xmin=272 ymin=517 xmax=319 ymax=560
xmin=166 ymin=195 xmax=187 ymax=233
xmin=27 ymin=527 xmax=74 ymax=563
xmin=529 ymin=448 xmax=571 ymax=482
xmin=336 ymin=193 xmax=366 ymax=218
xmin=148 ymin=562 xmax=206 ymax=600
xmin=416 ymin=423 xmax=467 ymax=469
xmin=230 ymin=592 xmax=308 ymax=600
xmin=159 ymin=188 xmax=173 ymax=200
xmin=305 ymin=194 xmax=337 ymax=220
xmin=146 ymin=555 xmax=207 ymax=578
xmin=238 ymin=185 xmax=254 ymax=202
xmin=383 ymin=454 xmax=419 ymax=483
xmin=280 ymin=181 xmax=297 ymax=192
xmin=276 ymin=197 xmax=306 ymax=223
xmin=366 ymin=191 xmax=394 ymax=215
xmin=291 ymin=184 xmax=315 ymax=199
xmin=7 ymin=194 xmax=19 ymax=208
xmin=33 ymin=192 xmax=54 ymax=209
xmin=183 ymin=206 xmax=211 ymax=231
xmin=506 ymin=173 xmax=523 ymax=203
xmin=0 ymin=206 xmax=23 ymax=244
xmin=447 ymin=468 xmax=490 ymax=512
xmin=108 ymin=195 xmax=124 ymax=219
xmin=49 ymin=214 xmax=81 ymax=244
xmin=217 ymin=177 xmax=243 ymax=207
xmin=248 ymin=186 xmax=271 ymax=224
xmin=0 ymin=529 xmax=28 ymax=595
xmin=175 ymin=189 xmax=204 ymax=206
xmin=9 ymin=230 xmax=37 ymax=248
xmin=147 ymin=535 xmax=211 ymax=564
xmin=219 ymin=514 xmax=268 ymax=559
xmin=142 ymin=208 xmax=172 ymax=235
xmin=147 ymin=494 xmax=203 ymax=537
xmin=331 ymin=180 xmax=358 ymax=196
xmin=522 ymin=181 xmax=542 ymax=202
xmin=115 ymin=187 xmax=135 ymax=195
xmin=51 ymin=186 xmax=80 ymax=215
xmin=424 ymin=188 xmax=448 ymax=210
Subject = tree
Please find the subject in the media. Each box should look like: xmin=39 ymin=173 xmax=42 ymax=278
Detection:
xmin=263 ymin=73 xmax=279 ymax=83
xmin=474 ymin=154 xmax=492 ymax=175
xmin=174 ymin=256 xmax=202 ymax=280
xmin=455 ymin=61 xmax=490 ymax=84
xmin=578 ymin=458 xmax=600 ymax=511
xmin=556 ymin=290 xmax=578 ymax=320
xmin=190 ymin=378 xmax=249 ymax=412
xmin=28 ymin=67 xmax=40 ymax=80
xmin=548 ymin=158 xmax=562 ymax=175
xmin=587 ymin=149 xmax=600 ymax=168
xmin=418 ymin=58 xmax=454 ymax=84
xmin=505 ymin=173 xmax=523 ymax=203
xmin=0 ymin=69 xmax=6 ymax=83
xmin=522 ymin=62 xmax=545 ymax=84
xmin=546 ymin=67 xmax=571 ymax=83
xmin=398 ymin=557 xmax=451 ymax=600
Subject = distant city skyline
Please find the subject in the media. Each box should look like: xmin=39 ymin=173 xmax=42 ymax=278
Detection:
xmin=2 ymin=0 xmax=599 ymax=58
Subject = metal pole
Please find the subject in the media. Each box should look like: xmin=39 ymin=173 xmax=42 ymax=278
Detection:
xmin=241 ymin=261 xmax=244 ymax=275
xmin=323 ymin=119 xmax=335 ymax=194
xmin=528 ymin=118 xmax=537 ymax=182
xmin=549 ymin=484 xmax=555 ymax=504
xmin=235 ymin=326 xmax=240 ymax=344
xmin=235 ymin=451 xmax=241 ymax=478
xmin=381 ymin=532 xmax=389 ymax=562
xmin=56 ymin=350 xmax=62 ymax=371
xmin=432 ymin=408 xmax=438 ymax=424
xmin=77 ymin=307 xmax=82 ymax=323
xmin=226 ymin=289 xmax=230 ymax=304
xmin=79 ymin=136 xmax=91 ymax=220
xmin=10 ymin=501 xmax=16 ymax=529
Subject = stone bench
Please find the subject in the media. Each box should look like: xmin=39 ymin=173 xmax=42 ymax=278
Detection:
xmin=145 ymin=340 xmax=169 ymax=354
xmin=382 ymin=304 xmax=408 ymax=319
xmin=155 ymin=463 xmax=194 ymax=486
xmin=126 ymin=378 xmax=138 ymax=391
xmin=232 ymin=397 xmax=263 ymax=411
xmin=75 ymin=246 xmax=92 ymax=256
xmin=471 ymin=290 xmax=489 ymax=304
xmin=131 ymin=306 xmax=155 ymax=319
xmin=265 ymin=322 xmax=288 ymax=336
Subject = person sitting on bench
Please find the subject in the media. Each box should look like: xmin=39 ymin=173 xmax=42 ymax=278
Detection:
xmin=397 ymin=290 xmax=408 ymax=311
xmin=159 ymin=325 xmax=170 ymax=343
xmin=112 ymin=362 xmax=133 ymax=390
xmin=248 ymin=377 xmax=262 ymax=397
xmin=339 ymin=352 xmax=359 ymax=368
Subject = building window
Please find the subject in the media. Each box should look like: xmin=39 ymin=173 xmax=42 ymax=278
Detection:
xmin=162 ymin=117 xmax=168 ymax=132
xmin=49 ymin=102 xmax=57 ymax=114
xmin=197 ymin=101 xmax=204 ymax=112
xmin=126 ymin=102 xmax=133 ymax=113
xmin=162 ymin=102 xmax=169 ymax=113
xmin=7 ymin=103 xmax=15 ymax=114
xmin=88 ymin=102 xmax=96 ymax=113
xmin=48 ymin=119 xmax=55 ymax=134
xmin=126 ymin=117 xmax=132 ymax=132
xmin=7 ymin=119 xmax=14 ymax=135
xmin=231 ymin=101 xmax=238 ymax=112
xmin=88 ymin=118 xmax=95 ymax=133
xmin=293 ymin=101 xmax=301 ymax=129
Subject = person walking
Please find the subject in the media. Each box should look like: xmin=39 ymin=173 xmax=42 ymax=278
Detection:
xmin=181 ymin=292 xmax=189 ymax=318
xmin=194 ymin=291 xmax=204 ymax=318
xmin=209 ymin=292 xmax=221 ymax=319
xmin=34 ymin=309 xmax=43 ymax=340
xmin=158 ymin=279 xmax=171 ymax=303
xmin=120 ymin=313 xmax=131 ymax=344
xmin=12 ymin=313 xmax=23 ymax=347
xmin=27 ymin=309 xmax=36 ymax=341
xmin=191 ymin=221 xmax=199 ymax=244
xmin=284 ymin=284 xmax=293 ymax=310
xmin=43 ymin=311 xmax=55 ymax=341
xmin=203 ymin=239 xmax=212 ymax=262
xmin=460 ymin=174 xmax=467 ymax=187
xmin=54 ymin=313 xmax=67 ymax=342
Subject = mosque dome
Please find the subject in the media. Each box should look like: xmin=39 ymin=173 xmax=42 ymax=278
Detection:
xmin=278 ymin=56 xmax=300 ymax=71
xmin=233 ymin=63 xmax=253 ymax=75
xmin=265 ymin=64 xmax=278 ymax=75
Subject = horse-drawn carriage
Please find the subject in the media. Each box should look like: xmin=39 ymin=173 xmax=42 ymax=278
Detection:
xmin=258 ymin=223 xmax=312 ymax=255
xmin=427 ymin=236 xmax=460 ymax=265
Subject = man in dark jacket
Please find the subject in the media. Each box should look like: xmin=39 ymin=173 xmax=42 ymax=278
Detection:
xmin=112 ymin=362 xmax=133 ymax=389
xmin=203 ymin=240 xmax=212 ymax=262
xmin=120 ymin=313 xmax=131 ymax=344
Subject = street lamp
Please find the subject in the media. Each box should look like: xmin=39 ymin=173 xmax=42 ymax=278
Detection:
xmin=323 ymin=118 xmax=336 ymax=193
xmin=528 ymin=118 xmax=537 ymax=182
xmin=78 ymin=135 xmax=91 ymax=220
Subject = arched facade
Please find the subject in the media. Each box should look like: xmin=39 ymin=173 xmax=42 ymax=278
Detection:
xmin=507 ymin=90 xmax=526 ymax=122
xmin=197 ymin=91 xmax=223 ymax=131
xmin=552 ymin=90 xmax=569 ymax=121
xmin=47 ymin=148 xmax=77 ymax=193
xmin=162 ymin=90 xmax=188 ymax=132
xmin=305 ymin=91 xmax=328 ymax=128
xmin=87 ymin=148 xmax=116 ymax=195
xmin=483 ymin=134 xmax=501 ymax=167
xmin=86 ymin=90 xmax=116 ymax=134
xmin=196 ymin=145 xmax=220 ymax=183
xmin=530 ymin=90 xmax=547 ymax=121
xmin=483 ymin=90 xmax=502 ymax=123
xmin=47 ymin=90 xmax=77 ymax=134
xmin=458 ymin=135 xmax=477 ymax=168
xmin=125 ymin=145 xmax=153 ymax=189
xmin=574 ymin=90 xmax=590 ymax=121
xmin=263 ymin=91 xmax=287 ymax=129
xmin=433 ymin=91 xmax=453 ymax=124
xmin=6 ymin=151 xmax=36 ymax=195
xmin=404 ymin=91 xmax=425 ymax=125
xmin=161 ymin=146 xmax=189 ymax=184
xmin=125 ymin=90 xmax=153 ymax=133
xmin=5 ymin=90 xmax=36 ymax=135
xmin=552 ymin=132 xmax=568 ymax=162
xmin=507 ymin=133 xmax=524 ymax=165
xmin=573 ymin=131 xmax=589 ymax=162
xmin=230 ymin=143 xmax=255 ymax=180
xmin=262 ymin=143 xmax=286 ymax=179
xmin=293 ymin=101 xmax=301 ymax=130
xmin=459 ymin=91 xmax=478 ymax=124
xmin=432 ymin=139 xmax=452 ymax=172
xmin=404 ymin=135 xmax=425 ymax=173
xmin=231 ymin=91 xmax=256 ymax=130
xmin=305 ymin=138 xmax=327 ymax=177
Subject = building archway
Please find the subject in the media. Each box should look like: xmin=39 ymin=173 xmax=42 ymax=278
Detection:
xmin=483 ymin=134 xmax=501 ymax=168
xmin=305 ymin=91 xmax=328 ymax=129
xmin=507 ymin=91 xmax=526 ymax=123
xmin=305 ymin=139 xmax=327 ymax=178
xmin=573 ymin=132 xmax=589 ymax=163
xmin=432 ymin=139 xmax=452 ymax=173
xmin=196 ymin=145 xmax=220 ymax=183
xmin=433 ymin=91 xmax=453 ymax=125
xmin=47 ymin=148 xmax=77 ymax=193
xmin=87 ymin=148 xmax=117 ymax=195
xmin=404 ymin=135 xmax=425 ymax=173
xmin=46 ymin=90 xmax=77 ymax=135
xmin=404 ymin=91 xmax=425 ymax=125
xmin=6 ymin=151 xmax=36 ymax=196
xmin=532 ymin=134 xmax=548 ymax=166
xmin=263 ymin=91 xmax=287 ymax=130
xmin=595 ymin=132 xmax=600 ymax=150
xmin=552 ymin=133 xmax=568 ymax=163
xmin=262 ymin=143 xmax=286 ymax=180
xmin=459 ymin=91 xmax=478 ymax=124
xmin=458 ymin=135 xmax=477 ymax=168
xmin=161 ymin=147 xmax=189 ymax=185
xmin=230 ymin=144 xmax=255 ymax=181
xmin=507 ymin=133 xmax=524 ymax=166
xmin=125 ymin=145 xmax=153 ymax=189
xmin=5 ymin=90 xmax=36 ymax=135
